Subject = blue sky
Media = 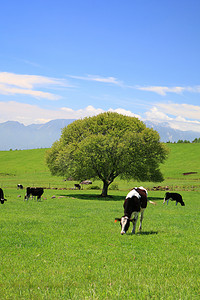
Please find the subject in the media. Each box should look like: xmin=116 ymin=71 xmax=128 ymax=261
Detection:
xmin=0 ymin=0 xmax=200 ymax=132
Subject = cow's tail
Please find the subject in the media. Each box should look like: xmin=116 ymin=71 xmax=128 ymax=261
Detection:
xmin=149 ymin=200 xmax=157 ymax=205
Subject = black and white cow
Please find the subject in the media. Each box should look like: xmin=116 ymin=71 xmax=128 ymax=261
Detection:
xmin=24 ymin=187 xmax=44 ymax=201
xmin=17 ymin=184 xmax=23 ymax=189
xmin=115 ymin=187 xmax=148 ymax=235
xmin=163 ymin=192 xmax=185 ymax=206
xmin=0 ymin=188 xmax=7 ymax=204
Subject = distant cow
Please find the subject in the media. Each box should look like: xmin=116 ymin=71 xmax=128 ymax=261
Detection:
xmin=17 ymin=184 xmax=23 ymax=189
xmin=115 ymin=187 xmax=148 ymax=235
xmin=24 ymin=187 xmax=44 ymax=201
xmin=163 ymin=192 xmax=185 ymax=206
xmin=0 ymin=188 xmax=7 ymax=204
xmin=74 ymin=184 xmax=81 ymax=190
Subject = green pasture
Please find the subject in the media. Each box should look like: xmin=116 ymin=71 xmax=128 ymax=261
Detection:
xmin=0 ymin=189 xmax=199 ymax=299
xmin=0 ymin=144 xmax=199 ymax=299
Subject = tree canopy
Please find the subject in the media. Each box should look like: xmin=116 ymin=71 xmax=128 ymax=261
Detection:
xmin=46 ymin=112 xmax=168 ymax=196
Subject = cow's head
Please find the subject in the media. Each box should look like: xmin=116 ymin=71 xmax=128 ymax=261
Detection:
xmin=0 ymin=199 xmax=7 ymax=204
xmin=115 ymin=216 xmax=132 ymax=235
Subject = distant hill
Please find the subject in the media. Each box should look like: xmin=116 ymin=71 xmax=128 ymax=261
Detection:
xmin=0 ymin=119 xmax=75 ymax=150
xmin=0 ymin=119 xmax=199 ymax=150
xmin=145 ymin=121 xmax=200 ymax=143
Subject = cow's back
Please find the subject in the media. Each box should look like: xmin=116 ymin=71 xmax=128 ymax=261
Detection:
xmin=123 ymin=196 xmax=141 ymax=217
xmin=165 ymin=192 xmax=182 ymax=201
xmin=136 ymin=188 xmax=148 ymax=209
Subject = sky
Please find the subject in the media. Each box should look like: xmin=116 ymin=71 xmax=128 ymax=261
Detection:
xmin=1 ymin=0 xmax=200 ymax=132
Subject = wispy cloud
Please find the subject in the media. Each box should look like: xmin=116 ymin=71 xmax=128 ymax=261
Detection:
xmin=68 ymin=74 xmax=124 ymax=86
xmin=136 ymin=85 xmax=200 ymax=96
xmin=68 ymin=74 xmax=200 ymax=97
xmin=0 ymin=72 xmax=70 ymax=100
xmin=137 ymin=86 xmax=185 ymax=96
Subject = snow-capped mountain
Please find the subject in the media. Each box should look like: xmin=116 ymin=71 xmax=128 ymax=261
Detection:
xmin=0 ymin=119 xmax=199 ymax=150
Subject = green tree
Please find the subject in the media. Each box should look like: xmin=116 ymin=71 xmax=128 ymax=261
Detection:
xmin=192 ymin=137 xmax=200 ymax=143
xmin=46 ymin=112 xmax=168 ymax=197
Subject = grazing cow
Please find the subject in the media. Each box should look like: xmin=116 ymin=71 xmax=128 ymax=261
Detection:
xmin=17 ymin=184 xmax=23 ymax=189
xmin=163 ymin=192 xmax=185 ymax=206
xmin=0 ymin=188 xmax=7 ymax=204
xmin=24 ymin=187 xmax=44 ymax=201
xmin=74 ymin=184 xmax=81 ymax=190
xmin=115 ymin=187 xmax=148 ymax=235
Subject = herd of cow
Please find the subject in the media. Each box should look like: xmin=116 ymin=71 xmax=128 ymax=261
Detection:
xmin=1 ymin=184 xmax=185 ymax=235
xmin=0 ymin=185 xmax=44 ymax=204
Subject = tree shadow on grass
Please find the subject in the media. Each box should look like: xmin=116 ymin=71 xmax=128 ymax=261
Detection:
xmin=58 ymin=193 xmax=123 ymax=201
xmin=57 ymin=193 xmax=164 ymax=202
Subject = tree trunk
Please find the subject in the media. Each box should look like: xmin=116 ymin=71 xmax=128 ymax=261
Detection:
xmin=101 ymin=180 xmax=110 ymax=197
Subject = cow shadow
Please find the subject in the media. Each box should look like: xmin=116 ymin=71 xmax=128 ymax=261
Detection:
xmin=136 ymin=231 xmax=158 ymax=235
xmin=126 ymin=231 xmax=158 ymax=236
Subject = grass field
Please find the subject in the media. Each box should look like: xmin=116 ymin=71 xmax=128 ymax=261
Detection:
xmin=0 ymin=144 xmax=199 ymax=299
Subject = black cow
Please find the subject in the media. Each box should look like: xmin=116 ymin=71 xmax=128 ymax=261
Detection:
xmin=24 ymin=187 xmax=44 ymax=201
xmin=115 ymin=187 xmax=148 ymax=234
xmin=17 ymin=184 xmax=23 ymax=189
xmin=163 ymin=192 xmax=185 ymax=206
xmin=74 ymin=184 xmax=81 ymax=190
xmin=0 ymin=188 xmax=7 ymax=204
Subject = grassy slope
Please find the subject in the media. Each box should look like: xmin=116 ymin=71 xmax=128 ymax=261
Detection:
xmin=0 ymin=149 xmax=63 ymax=189
xmin=160 ymin=143 xmax=200 ymax=178
xmin=0 ymin=143 xmax=200 ymax=190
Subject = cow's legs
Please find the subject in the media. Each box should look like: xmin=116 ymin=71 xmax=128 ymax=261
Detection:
xmin=163 ymin=197 xmax=166 ymax=204
xmin=167 ymin=199 xmax=169 ymax=205
xmin=138 ymin=209 xmax=145 ymax=232
xmin=131 ymin=212 xmax=139 ymax=234
xmin=24 ymin=195 xmax=29 ymax=201
xmin=176 ymin=201 xmax=178 ymax=206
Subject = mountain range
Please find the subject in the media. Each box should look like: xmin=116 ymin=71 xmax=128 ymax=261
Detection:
xmin=0 ymin=119 xmax=199 ymax=150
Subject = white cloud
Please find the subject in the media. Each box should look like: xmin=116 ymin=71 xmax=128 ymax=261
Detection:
xmin=156 ymin=102 xmax=200 ymax=119
xmin=145 ymin=102 xmax=200 ymax=132
xmin=68 ymin=74 xmax=123 ymax=86
xmin=0 ymin=102 xmax=141 ymax=125
xmin=67 ymin=74 xmax=200 ymax=99
xmin=0 ymin=84 xmax=60 ymax=100
xmin=137 ymin=85 xmax=200 ymax=96
xmin=169 ymin=118 xmax=200 ymax=132
xmin=61 ymin=105 xmax=105 ymax=119
xmin=1 ymin=100 xmax=200 ymax=132
xmin=0 ymin=72 xmax=70 ymax=100
xmin=108 ymin=108 xmax=141 ymax=119
xmin=137 ymin=86 xmax=185 ymax=96
xmin=145 ymin=107 xmax=173 ymax=121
